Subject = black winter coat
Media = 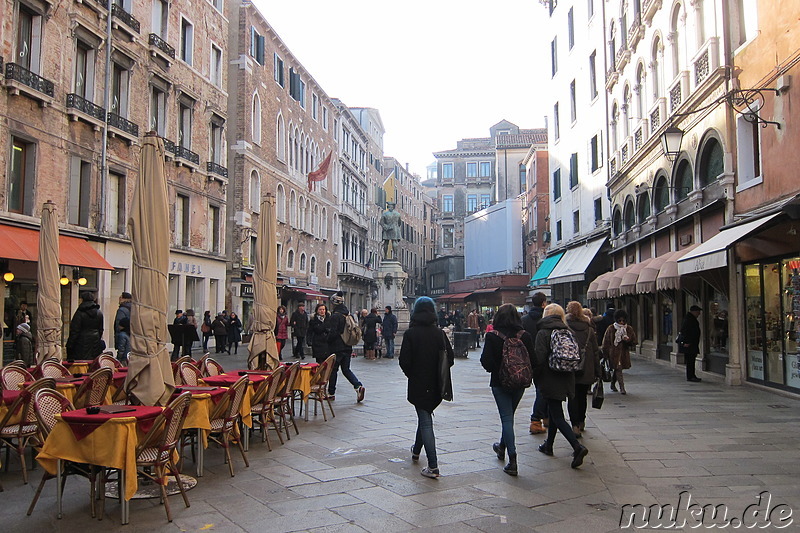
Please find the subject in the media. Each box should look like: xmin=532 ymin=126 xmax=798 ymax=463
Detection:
xmin=566 ymin=317 xmax=601 ymax=385
xmin=399 ymin=308 xmax=454 ymax=413
xmin=382 ymin=312 xmax=398 ymax=338
xmin=480 ymin=326 xmax=535 ymax=389
xmin=308 ymin=314 xmax=331 ymax=357
xmin=678 ymin=312 xmax=701 ymax=356
xmin=533 ymin=315 xmax=576 ymax=401
xmin=521 ymin=307 xmax=544 ymax=341
xmin=227 ymin=317 xmax=242 ymax=343
xmin=326 ymin=304 xmax=351 ymax=355
xmin=211 ymin=318 xmax=228 ymax=336
xmin=362 ymin=313 xmax=382 ymax=344
xmin=290 ymin=309 xmax=309 ymax=337
xmin=66 ymin=301 xmax=105 ymax=360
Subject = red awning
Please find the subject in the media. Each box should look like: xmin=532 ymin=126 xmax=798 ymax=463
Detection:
xmin=285 ymin=287 xmax=328 ymax=300
xmin=437 ymin=292 xmax=472 ymax=301
xmin=0 ymin=224 xmax=114 ymax=270
xmin=471 ymin=288 xmax=499 ymax=295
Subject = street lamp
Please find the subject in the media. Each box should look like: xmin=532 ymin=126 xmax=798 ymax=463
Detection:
xmin=660 ymin=126 xmax=684 ymax=161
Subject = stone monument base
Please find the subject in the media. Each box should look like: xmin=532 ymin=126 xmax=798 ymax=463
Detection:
xmin=378 ymin=260 xmax=410 ymax=336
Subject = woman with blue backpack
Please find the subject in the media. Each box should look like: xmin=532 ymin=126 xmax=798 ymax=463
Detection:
xmin=533 ymin=303 xmax=589 ymax=469
xmin=480 ymin=304 xmax=535 ymax=476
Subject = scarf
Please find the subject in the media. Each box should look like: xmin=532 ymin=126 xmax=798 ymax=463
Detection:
xmin=613 ymin=322 xmax=627 ymax=346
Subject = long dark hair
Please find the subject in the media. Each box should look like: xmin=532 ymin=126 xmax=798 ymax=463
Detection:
xmin=492 ymin=303 xmax=522 ymax=330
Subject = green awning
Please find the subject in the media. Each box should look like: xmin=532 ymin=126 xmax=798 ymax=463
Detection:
xmin=530 ymin=252 xmax=564 ymax=286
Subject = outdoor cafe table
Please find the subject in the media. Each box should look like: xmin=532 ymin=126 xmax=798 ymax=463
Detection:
xmin=63 ymin=360 xmax=93 ymax=375
xmin=171 ymin=386 xmax=227 ymax=477
xmin=199 ymin=371 xmax=268 ymax=451
xmin=36 ymin=405 xmax=163 ymax=525
xmin=23 ymin=373 xmax=123 ymax=406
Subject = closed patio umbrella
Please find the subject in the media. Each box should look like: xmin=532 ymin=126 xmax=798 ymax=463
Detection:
xmin=36 ymin=201 xmax=63 ymax=363
xmin=124 ymin=133 xmax=174 ymax=406
xmin=247 ymin=194 xmax=279 ymax=370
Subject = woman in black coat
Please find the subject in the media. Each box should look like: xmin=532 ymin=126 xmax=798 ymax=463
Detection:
xmin=211 ymin=314 xmax=228 ymax=354
xmin=309 ymin=303 xmax=331 ymax=363
xmin=565 ymin=302 xmax=601 ymax=438
xmin=480 ymin=303 xmax=534 ymax=476
xmin=533 ymin=303 xmax=588 ymax=468
xmin=227 ymin=312 xmax=243 ymax=354
xmin=361 ymin=308 xmax=382 ymax=359
xmin=399 ymin=296 xmax=454 ymax=479
xmin=66 ymin=291 xmax=105 ymax=361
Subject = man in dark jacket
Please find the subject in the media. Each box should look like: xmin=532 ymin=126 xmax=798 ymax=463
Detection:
xmin=523 ymin=292 xmax=547 ymax=434
xmin=114 ymin=291 xmax=132 ymax=362
xmin=66 ymin=291 xmax=105 ymax=361
xmin=595 ymin=306 xmax=616 ymax=348
xmin=326 ymin=292 xmax=365 ymax=402
xmin=171 ymin=309 xmax=188 ymax=359
xmin=437 ymin=307 xmax=449 ymax=328
xmin=290 ymin=302 xmax=309 ymax=359
xmin=382 ymin=306 xmax=399 ymax=358
xmin=678 ymin=305 xmax=703 ymax=382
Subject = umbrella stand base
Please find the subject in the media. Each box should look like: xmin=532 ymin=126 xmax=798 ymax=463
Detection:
xmin=104 ymin=474 xmax=197 ymax=499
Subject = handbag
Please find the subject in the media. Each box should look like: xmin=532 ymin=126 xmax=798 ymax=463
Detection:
xmin=591 ymin=379 xmax=604 ymax=409
xmin=439 ymin=331 xmax=453 ymax=401
xmin=599 ymin=357 xmax=614 ymax=382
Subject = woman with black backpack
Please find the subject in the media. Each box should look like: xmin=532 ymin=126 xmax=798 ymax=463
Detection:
xmin=480 ymin=303 xmax=535 ymax=476
xmin=533 ymin=303 xmax=588 ymax=468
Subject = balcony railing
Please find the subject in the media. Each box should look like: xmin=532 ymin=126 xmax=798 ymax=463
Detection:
xmin=107 ymin=112 xmax=139 ymax=137
xmin=206 ymin=161 xmax=227 ymax=178
xmin=163 ymin=138 xmax=177 ymax=154
xmin=669 ymin=82 xmax=682 ymax=112
xmin=66 ymin=93 xmax=106 ymax=121
xmin=621 ymin=144 xmax=629 ymax=164
xmin=634 ymin=127 xmax=643 ymax=151
xmin=627 ymin=15 xmax=644 ymax=49
xmin=650 ymin=107 xmax=661 ymax=130
xmin=176 ymin=145 xmax=199 ymax=165
xmin=5 ymin=62 xmax=55 ymax=98
xmin=111 ymin=3 xmax=140 ymax=33
xmin=148 ymin=33 xmax=175 ymax=59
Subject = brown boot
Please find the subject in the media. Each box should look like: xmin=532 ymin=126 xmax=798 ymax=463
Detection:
xmin=617 ymin=371 xmax=626 ymax=395
xmin=529 ymin=420 xmax=546 ymax=434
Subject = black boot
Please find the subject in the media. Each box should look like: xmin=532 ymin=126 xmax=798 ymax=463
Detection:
xmin=571 ymin=445 xmax=588 ymax=468
xmin=503 ymin=454 xmax=518 ymax=476
xmin=492 ymin=442 xmax=505 ymax=461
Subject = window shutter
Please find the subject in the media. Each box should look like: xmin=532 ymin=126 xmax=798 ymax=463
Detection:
xmin=257 ymin=35 xmax=265 ymax=64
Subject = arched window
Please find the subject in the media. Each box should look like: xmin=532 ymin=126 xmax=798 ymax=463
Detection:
xmin=654 ymin=175 xmax=670 ymax=212
xmin=312 ymin=204 xmax=320 ymax=237
xmin=289 ymin=190 xmax=297 ymax=227
xmin=651 ymin=36 xmax=663 ymax=101
xmin=698 ymin=137 xmax=723 ymax=189
xmin=620 ymin=6 xmax=628 ymax=50
xmin=623 ymin=85 xmax=632 ymax=138
xmin=637 ymin=191 xmax=651 ymax=223
xmin=299 ymin=253 xmax=306 ymax=272
xmin=635 ymin=63 xmax=645 ymax=119
xmin=326 ymin=260 xmax=332 ymax=277
xmin=310 ymin=256 xmax=316 ymax=274
xmin=250 ymin=170 xmax=261 ymax=213
xmin=305 ymin=198 xmax=312 ymax=232
xmin=670 ymin=4 xmax=684 ymax=79
xmin=609 ymin=20 xmax=617 ymax=63
xmin=252 ymin=92 xmax=261 ymax=144
xmin=276 ymin=184 xmax=286 ymax=222
xmin=276 ymin=113 xmax=286 ymax=161
xmin=298 ymin=196 xmax=306 ymax=231
xmin=624 ymin=199 xmax=635 ymax=230
xmin=675 ymin=160 xmax=693 ymax=201
xmin=322 ymin=207 xmax=328 ymax=240
xmin=611 ymin=102 xmax=619 ymax=152
xmin=287 ymin=249 xmax=295 ymax=270
xmin=288 ymin=125 xmax=295 ymax=168
xmin=613 ymin=208 xmax=623 ymax=236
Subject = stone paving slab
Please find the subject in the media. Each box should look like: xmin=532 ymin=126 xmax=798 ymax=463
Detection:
xmin=3 ymin=348 xmax=800 ymax=531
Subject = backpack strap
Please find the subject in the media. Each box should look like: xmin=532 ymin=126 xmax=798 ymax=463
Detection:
xmin=515 ymin=330 xmax=525 ymax=340
xmin=492 ymin=330 xmax=507 ymax=341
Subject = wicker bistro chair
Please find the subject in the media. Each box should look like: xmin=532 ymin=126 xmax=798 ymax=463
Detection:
xmin=95 ymin=352 xmax=122 ymax=370
xmin=171 ymin=356 xmax=193 ymax=383
xmin=27 ymin=389 xmax=99 ymax=517
xmin=1 ymin=366 xmax=34 ymax=391
xmin=305 ymin=355 xmax=336 ymax=422
xmin=249 ymin=367 xmax=285 ymax=451
xmin=130 ymin=391 xmax=193 ymax=522
xmin=72 ymin=368 xmax=113 ymax=409
xmin=178 ymin=362 xmax=203 ymax=386
xmin=194 ymin=353 xmax=209 ymax=369
xmin=0 ymin=377 xmax=55 ymax=485
xmin=40 ymin=360 xmax=71 ymax=379
xmin=276 ymin=363 xmax=301 ymax=439
xmin=201 ymin=358 xmax=224 ymax=377
xmin=207 ymin=375 xmax=250 ymax=477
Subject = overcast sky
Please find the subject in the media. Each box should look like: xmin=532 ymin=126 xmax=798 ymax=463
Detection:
xmin=254 ymin=0 xmax=550 ymax=177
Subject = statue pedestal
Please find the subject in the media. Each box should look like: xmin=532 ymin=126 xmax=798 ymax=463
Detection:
xmin=378 ymin=260 xmax=410 ymax=336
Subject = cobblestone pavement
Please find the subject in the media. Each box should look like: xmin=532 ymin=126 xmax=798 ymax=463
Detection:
xmin=3 ymin=348 xmax=800 ymax=532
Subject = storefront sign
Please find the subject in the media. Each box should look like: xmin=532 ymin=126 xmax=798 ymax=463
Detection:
xmin=240 ymin=284 xmax=253 ymax=297
xmin=170 ymin=261 xmax=203 ymax=275
xmin=310 ymin=275 xmax=319 ymax=286
xmin=289 ymin=277 xmax=297 ymax=285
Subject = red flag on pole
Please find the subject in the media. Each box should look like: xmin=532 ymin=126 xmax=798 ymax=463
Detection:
xmin=307 ymin=152 xmax=333 ymax=191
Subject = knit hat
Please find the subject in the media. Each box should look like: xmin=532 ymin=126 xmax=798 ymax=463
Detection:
xmin=329 ymin=291 xmax=345 ymax=306
xmin=121 ymin=291 xmax=132 ymax=299
xmin=413 ymin=296 xmax=435 ymax=315
xmin=17 ymin=323 xmax=30 ymax=333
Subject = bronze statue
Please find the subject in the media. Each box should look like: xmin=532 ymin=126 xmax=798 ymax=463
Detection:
xmin=380 ymin=202 xmax=401 ymax=260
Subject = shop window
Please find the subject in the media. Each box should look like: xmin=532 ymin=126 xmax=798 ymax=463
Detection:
xmin=706 ymin=286 xmax=729 ymax=355
xmin=643 ymin=294 xmax=654 ymax=341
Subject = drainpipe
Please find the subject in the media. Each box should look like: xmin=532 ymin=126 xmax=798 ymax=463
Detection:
xmin=98 ymin=0 xmax=113 ymax=234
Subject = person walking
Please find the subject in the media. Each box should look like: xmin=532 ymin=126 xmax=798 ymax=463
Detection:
xmin=66 ymin=291 xmax=105 ymax=362
xmin=15 ymin=323 xmax=34 ymax=366
xmin=171 ymin=309 xmax=189 ymax=360
xmin=400 ymin=296 xmax=454 ymax=479
xmin=480 ymin=303 xmax=534 ymax=476
xmin=594 ymin=305 xmax=616 ymax=348
xmin=309 ymin=303 xmax=331 ymax=363
xmin=382 ymin=305 xmax=398 ymax=358
xmin=227 ymin=311 xmax=243 ymax=354
xmin=565 ymin=302 xmax=601 ymax=439
xmin=274 ymin=306 xmax=289 ymax=360
xmin=523 ymin=292 xmax=548 ymax=435
xmin=290 ymin=303 xmax=309 ymax=359
xmin=362 ymin=308 xmax=382 ymax=360
xmin=533 ymin=303 xmax=589 ymax=468
xmin=211 ymin=313 xmax=228 ymax=354
xmin=326 ymin=292 xmax=365 ymax=402
xmin=201 ymin=310 xmax=213 ymax=352
xmin=114 ymin=291 xmax=132 ymax=362
xmin=601 ymin=309 xmax=638 ymax=394
xmin=678 ymin=305 xmax=703 ymax=382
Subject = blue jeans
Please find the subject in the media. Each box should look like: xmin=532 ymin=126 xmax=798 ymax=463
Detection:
xmin=328 ymin=351 xmax=362 ymax=395
xmin=530 ymin=386 xmax=547 ymax=421
xmin=115 ymin=332 xmax=130 ymax=362
xmin=383 ymin=336 xmax=395 ymax=357
xmin=413 ymin=407 xmax=437 ymax=469
xmin=491 ymin=386 xmax=526 ymax=457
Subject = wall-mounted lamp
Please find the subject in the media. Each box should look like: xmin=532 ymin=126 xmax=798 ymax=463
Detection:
xmin=660 ymin=126 xmax=684 ymax=161
xmin=1 ymin=261 xmax=13 ymax=282
xmin=73 ymin=268 xmax=88 ymax=286
xmin=60 ymin=275 xmax=70 ymax=286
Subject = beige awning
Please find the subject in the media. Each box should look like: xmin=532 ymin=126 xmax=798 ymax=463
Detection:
xmin=636 ymin=252 xmax=677 ymax=294
xmin=606 ymin=265 xmax=632 ymax=298
xmin=618 ymin=258 xmax=654 ymax=296
xmin=656 ymin=244 xmax=699 ymax=291
xmin=587 ymin=271 xmax=613 ymax=300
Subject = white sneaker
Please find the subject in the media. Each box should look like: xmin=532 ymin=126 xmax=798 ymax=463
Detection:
xmin=420 ymin=467 xmax=440 ymax=479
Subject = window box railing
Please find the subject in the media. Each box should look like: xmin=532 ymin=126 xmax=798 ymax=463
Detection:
xmin=148 ymin=33 xmax=175 ymax=60
xmin=111 ymin=3 xmax=140 ymax=33
xmin=206 ymin=161 xmax=228 ymax=179
xmin=66 ymin=93 xmax=106 ymax=125
xmin=176 ymin=146 xmax=199 ymax=165
xmin=668 ymin=71 xmax=689 ymax=114
xmin=634 ymin=127 xmax=644 ymax=152
xmin=649 ymin=97 xmax=666 ymax=132
xmin=693 ymin=37 xmax=720 ymax=87
xmin=621 ymin=143 xmax=629 ymax=165
xmin=4 ymin=62 xmax=55 ymax=100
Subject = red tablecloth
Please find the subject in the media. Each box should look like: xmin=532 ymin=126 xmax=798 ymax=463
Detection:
xmin=173 ymin=386 xmax=226 ymax=404
xmin=201 ymin=372 xmax=266 ymax=387
xmin=61 ymin=406 xmax=162 ymax=441
xmin=2 ymin=389 xmax=22 ymax=405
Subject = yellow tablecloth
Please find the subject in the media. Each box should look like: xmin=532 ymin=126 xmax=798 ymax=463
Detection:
xmin=182 ymin=393 xmax=215 ymax=448
xmin=198 ymin=380 xmax=254 ymax=428
xmin=37 ymin=413 xmax=155 ymax=500
xmin=54 ymin=382 xmax=113 ymax=407
xmin=295 ymin=366 xmax=313 ymax=398
xmin=66 ymin=362 xmax=91 ymax=375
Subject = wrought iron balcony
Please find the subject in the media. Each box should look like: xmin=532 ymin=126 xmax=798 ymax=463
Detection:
xmin=148 ymin=33 xmax=175 ymax=59
xmin=206 ymin=161 xmax=228 ymax=178
xmin=66 ymin=93 xmax=106 ymax=121
xmin=5 ymin=62 xmax=55 ymax=98
xmin=176 ymin=145 xmax=199 ymax=165
xmin=163 ymin=138 xmax=177 ymax=154
xmin=111 ymin=3 xmax=140 ymax=33
xmin=107 ymin=112 xmax=139 ymax=137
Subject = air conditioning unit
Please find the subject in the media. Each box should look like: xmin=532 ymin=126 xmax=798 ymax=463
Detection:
xmin=542 ymin=231 xmax=551 ymax=243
